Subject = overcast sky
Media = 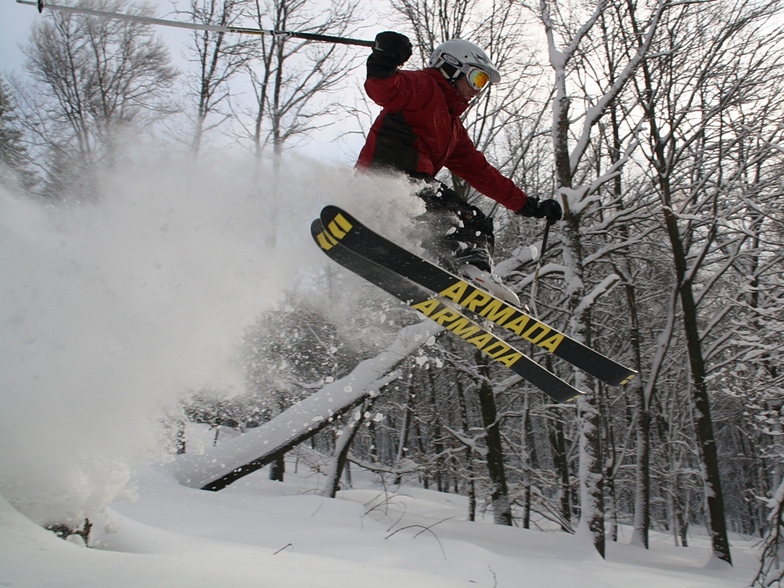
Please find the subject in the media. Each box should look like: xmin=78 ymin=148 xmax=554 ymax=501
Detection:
xmin=1 ymin=0 xmax=380 ymax=163
xmin=1 ymin=1 xmax=39 ymax=74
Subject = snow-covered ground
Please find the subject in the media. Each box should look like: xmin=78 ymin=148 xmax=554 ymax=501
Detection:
xmin=0 ymin=454 xmax=760 ymax=587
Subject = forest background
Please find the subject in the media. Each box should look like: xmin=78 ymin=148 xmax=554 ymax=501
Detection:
xmin=1 ymin=0 xmax=783 ymax=585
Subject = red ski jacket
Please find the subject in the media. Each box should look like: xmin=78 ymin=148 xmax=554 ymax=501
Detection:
xmin=356 ymin=67 xmax=528 ymax=212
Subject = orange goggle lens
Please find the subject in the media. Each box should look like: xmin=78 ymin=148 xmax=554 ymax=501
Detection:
xmin=467 ymin=68 xmax=490 ymax=90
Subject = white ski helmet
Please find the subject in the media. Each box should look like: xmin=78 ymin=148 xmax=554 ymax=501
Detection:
xmin=429 ymin=40 xmax=501 ymax=86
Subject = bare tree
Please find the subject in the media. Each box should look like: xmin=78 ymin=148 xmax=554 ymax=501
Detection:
xmin=240 ymin=0 xmax=363 ymax=158
xmin=17 ymin=0 xmax=177 ymax=199
xmin=179 ymin=0 xmax=258 ymax=154
xmin=533 ymin=0 xmax=668 ymax=558
xmin=228 ymin=0 xmax=363 ymax=247
xmin=0 ymin=76 xmax=37 ymax=191
xmin=630 ymin=0 xmax=784 ymax=565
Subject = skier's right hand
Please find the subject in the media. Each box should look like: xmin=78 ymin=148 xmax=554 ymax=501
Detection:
xmin=369 ymin=32 xmax=412 ymax=75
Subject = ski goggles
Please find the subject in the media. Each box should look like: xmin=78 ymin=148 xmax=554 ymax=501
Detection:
xmin=465 ymin=66 xmax=491 ymax=91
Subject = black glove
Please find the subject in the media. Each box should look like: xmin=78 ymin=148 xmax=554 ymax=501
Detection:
xmin=517 ymin=196 xmax=542 ymax=218
xmin=540 ymin=199 xmax=562 ymax=223
xmin=517 ymin=197 xmax=562 ymax=224
xmin=367 ymin=31 xmax=412 ymax=78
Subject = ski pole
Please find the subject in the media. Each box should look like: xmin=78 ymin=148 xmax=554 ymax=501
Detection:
xmin=529 ymin=218 xmax=553 ymax=319
xmin=16 ymin=0 xmax=375 ymax=47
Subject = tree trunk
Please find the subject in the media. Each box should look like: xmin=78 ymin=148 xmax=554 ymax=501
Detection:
xmin=549 ymin=413 xmax=572 ymax=531
xmin=521 ymin=391 xmax=534 ymax=529
xmin=632 ymin=392 xmax=651 ymax=548
xmin=269 ymin=451 xmax=285 ymax=482
xmin=426 ymin=369 xmax=445 ymax=492
xmin=661 ymin=206 xmax=732 ymax=565
xmin=394 ymin=382 xmax=414 ymax=485
xmin=321 ymin=409 xmax=367 ymax=498
xmin=562 ymin=210 xmax=605 ymax=558
xmin=455 ymin=368 xmax=477 ymax=522
xmin=602 ymin=389 xmax=618 ymax=543
xmin=476 ymin=353 xmax=513 ymax=525
xmin=577 ymin=395 xmax=605 ymax=558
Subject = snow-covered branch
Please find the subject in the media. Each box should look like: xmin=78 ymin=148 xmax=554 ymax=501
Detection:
xmin=571 ymin=274 xmax=621 ymax=323
xmin=167 ymin=320 xmax=443 ymax=490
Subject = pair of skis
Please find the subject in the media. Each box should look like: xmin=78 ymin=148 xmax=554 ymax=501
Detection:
xmin=311 ymin=206 xmax=636 ymax=403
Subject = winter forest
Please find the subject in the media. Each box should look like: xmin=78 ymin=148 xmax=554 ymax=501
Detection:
xmin=1 ymin=0 xmax=784 ymax=585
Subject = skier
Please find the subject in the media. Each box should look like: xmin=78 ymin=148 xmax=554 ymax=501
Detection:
xmin=356 ymin=31 xmax=562 ymax=303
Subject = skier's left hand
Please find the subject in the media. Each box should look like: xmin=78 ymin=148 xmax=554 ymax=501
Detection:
xmin=517 ymin=196 xmax=541 ymax=218
xmin=518 ymin=197 xmax=562 ymax=223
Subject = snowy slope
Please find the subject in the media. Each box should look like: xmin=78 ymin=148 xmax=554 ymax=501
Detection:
xmin=0 ymin=461 xmax=759 ymax=587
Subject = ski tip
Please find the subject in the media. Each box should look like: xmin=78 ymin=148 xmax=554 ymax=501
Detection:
xmin=320 ymin=204 xmax=340 ymax=217
xmin=317 ymin=206 xmax=358 ymax=246
xmin=601 ymin=367 xmax=638 ymax=387
xmin=310 ymin=218 xmax=341 ymax=252
xmin=320 ymin=204 xmax=355 ymax=225
xmin=553 ymin=388 xmax=586 ymax=403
